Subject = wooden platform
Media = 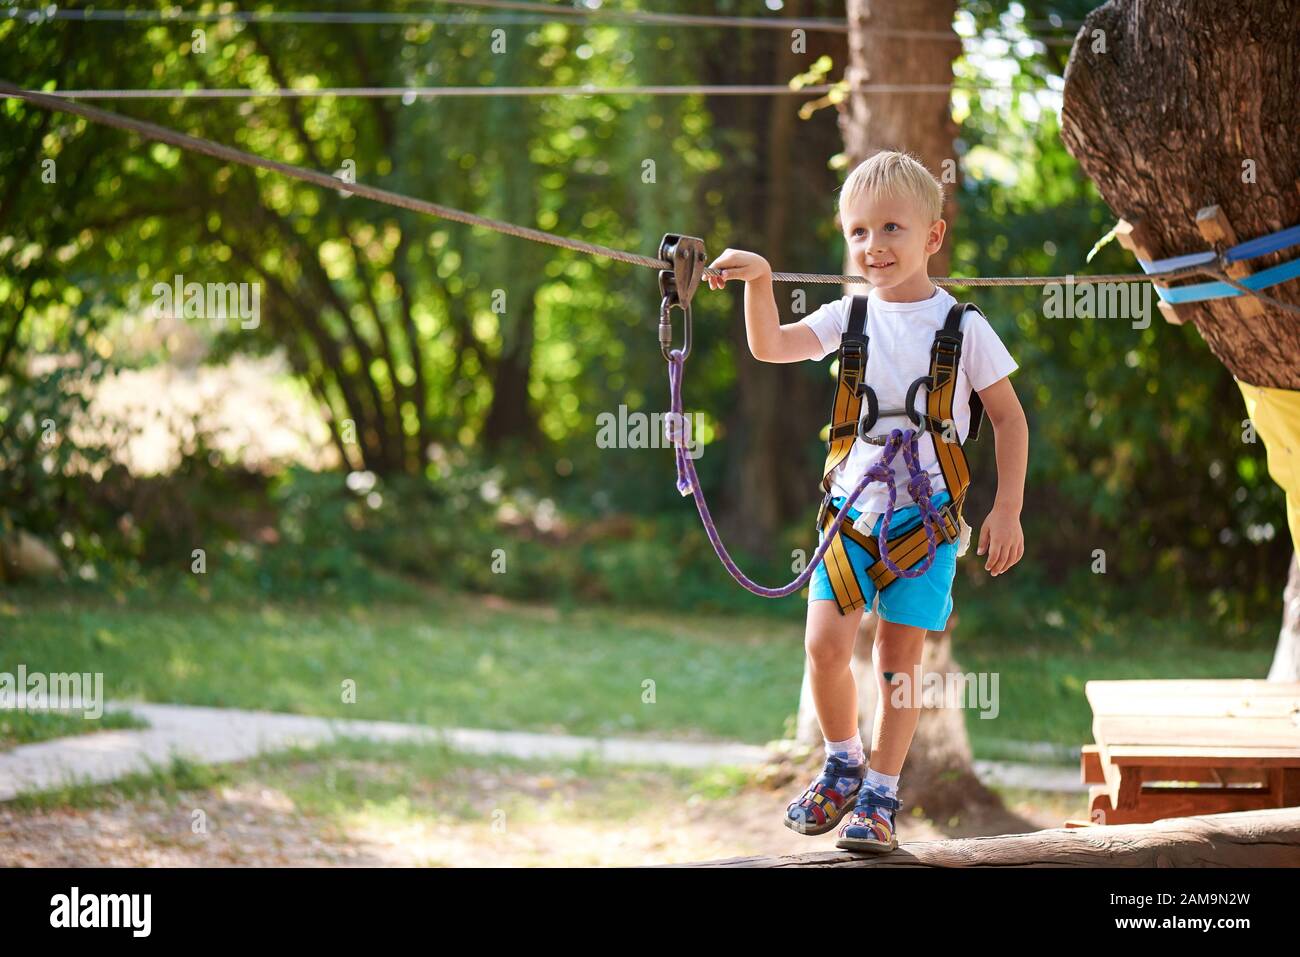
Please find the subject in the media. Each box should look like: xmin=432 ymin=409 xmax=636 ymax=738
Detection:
xmin=1072 ymin=679 xmax=1300 ymax=826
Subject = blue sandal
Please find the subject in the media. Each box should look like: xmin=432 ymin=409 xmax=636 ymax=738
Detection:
xmin=835 ymin=789 xmax=901 ymax=853
xmin=784 ymin=756 xmax=865 ymax=836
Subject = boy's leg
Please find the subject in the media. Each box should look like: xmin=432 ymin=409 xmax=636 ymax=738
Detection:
xmin=784 ymin=598 xmax=867 ymax=834
xmin=804 ymin=598 xmax=865 ymax=742
xmin=867 ymin=617 xmax=929 ymax=775
xmin=833 ymin=617 xmax=927 ymax=851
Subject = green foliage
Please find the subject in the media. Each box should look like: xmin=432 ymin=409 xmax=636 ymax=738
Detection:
xmin=0 ymin=340 xmax=123 ymax=566
xmin=0 ymin=0 xmax=1290 ymax=616
xmin=953 ymin=82 xmax=1288 ymax=591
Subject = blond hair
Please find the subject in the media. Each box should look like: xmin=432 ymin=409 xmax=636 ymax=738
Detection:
xmin=838 ymin=150 xmax=944 ymax=224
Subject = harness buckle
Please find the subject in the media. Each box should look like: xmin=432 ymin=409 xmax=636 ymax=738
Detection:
xmin=815 ymin=492 xmax=831 ymax=533
xmin=931 ymin=333 xmax=962 ymax=362
xmin=934 ymin=501 xmax=960 ymax=544
xmin=839 ymin=338 xmax=866 ymax=387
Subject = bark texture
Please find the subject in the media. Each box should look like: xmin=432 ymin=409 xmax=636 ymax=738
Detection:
xmin=1059 ymin=0 xmax=1300 ymax=387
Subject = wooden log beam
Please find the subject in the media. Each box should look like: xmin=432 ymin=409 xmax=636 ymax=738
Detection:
xmin=1196 ymin=204 xmax=1266 ymax=319
xmin=669 ymin=807 xmax=1300 ymax=867
xmin=1113 ymin=218 xmax=1195 ymax=326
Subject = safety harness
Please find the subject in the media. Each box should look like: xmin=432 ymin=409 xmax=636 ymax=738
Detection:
xmin=655 ymin=233 xmax=983 ymax=612
xmin=814 ymin=295 xmax=986 ymax=613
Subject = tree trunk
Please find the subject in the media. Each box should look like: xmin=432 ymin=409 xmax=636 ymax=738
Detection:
xmin=482 ymin=40 xmax=543 ymax=454
xmin=792 ymin=0 xmax=990 ymax=822
xmin=1059 ymin=0 xmax=1300 ymax=385
xmin=709 ymin=0 xmax=849 ymax=554
xmin=1058 ymin=0 xmax=1300 ymax=680
xmin=839 ymin=0 xmax=961 ymax=275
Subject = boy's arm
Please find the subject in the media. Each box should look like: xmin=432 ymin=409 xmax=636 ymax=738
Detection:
xmin=744 ymin=275 xmax=825 ymax=363
xmin=974 ymin=375 xmax=1028 ymax=575
xmin=705 ymin=248 xmax=824 ymax=363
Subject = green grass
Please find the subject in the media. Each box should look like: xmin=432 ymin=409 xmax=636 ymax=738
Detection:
xmin=5 ymin=734 xmax=736 ymax=819
xmin=0 ymin=582 xmax=805 ymax=745
xmin=952 ymin=565 xmax=1279 ymax=758
xmin=8 ymin=752 xmax=229 ymax=812
xmin=1 ymin=707 xmax=148 ymax=751
xmin=0 ymin=568 xmax=1280 ymax=760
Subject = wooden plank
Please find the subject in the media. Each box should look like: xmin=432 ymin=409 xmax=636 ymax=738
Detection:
xmin=1088 ymin=785 xmax=1115 ymax=824
xmin=1086 ymin=678 xmax=1300 ymax=707
xmin=1102 ymin=745 xmax=1300 ymax=766
xmin=1095 ymin=745 xmax=1143 ymax=810
xmin=1088 ymin=677 xmax=1300 ymax=692
xmin=1113 ymin=219 xmax=1196 ymax=325
xmin=1086 ymin=695 xmax=1300 ymax=719
xmin=1129 ymin=788 xmax=1278 ymax=817
xmin=1094 ymin=714 xmax=1300 ymax=751
xmin=1092 ymin=788 xmax=1279 ymax=826
xmin=1081 ymin=744 xmax=1105 ymax=784
xmin=1138 ymin=766 xmax=1265 ymax=785
xmin=1283 ymin=768 xmax=1300 ymax=806
xmin=1099 ymin=748 xmax=1123 ymax=806
xmin=1196 ymin=204 xmax=1265 ymax=318
xmin=1115 ymin=763 xmax=1142 ymax=810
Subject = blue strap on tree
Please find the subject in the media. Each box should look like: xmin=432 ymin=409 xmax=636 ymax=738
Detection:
xmin=1130 ymin=220 xmax=1300 ymax=305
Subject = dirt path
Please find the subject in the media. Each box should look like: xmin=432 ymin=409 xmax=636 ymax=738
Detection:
xmin=0 ymin=755 xmax=1087 ymax=867
xmin=1 ymin=701 xmax=1088 ymax=866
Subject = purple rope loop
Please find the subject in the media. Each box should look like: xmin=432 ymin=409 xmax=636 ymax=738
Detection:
xmin=665 ymin=350 xmax=948 ymax=599
xmin=875 ymin=429 xmax=945 ymax=579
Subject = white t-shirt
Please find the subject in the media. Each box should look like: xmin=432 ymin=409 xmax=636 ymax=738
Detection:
xmin=803 ymin=285 xmax=1018 ymax=521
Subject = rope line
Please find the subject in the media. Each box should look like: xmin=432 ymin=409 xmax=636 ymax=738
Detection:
xmin=31 ymin=81 xmax=1054 ymax=100
xmin=6 ymin=7 xmax=555 ymax=26
xmin=8 ymin=2 xmax=1078 ymax=44
xmin=1201 ymin=269 xmax=1300 ymax=314
xmin=0 ymin=81 xmax=668 ymax=269
xmin=7 ymin=3 xmax=856 ymax=32
xmin=1180 ymin=267 xmax=1300 ymax=315
xmin=0 ymin=80 xmax=1287 ymax=298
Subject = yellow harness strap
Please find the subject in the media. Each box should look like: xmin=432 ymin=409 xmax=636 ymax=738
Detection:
xmin=815 ymin=299 xmax=984 ymax=615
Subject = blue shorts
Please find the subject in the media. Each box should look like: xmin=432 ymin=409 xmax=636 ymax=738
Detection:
xmin=808 ymin=489 xmax=958 ymax=631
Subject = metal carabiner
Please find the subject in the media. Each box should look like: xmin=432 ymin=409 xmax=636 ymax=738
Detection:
xmin=659 ymin=285 xmax=693 ymax=362
xmin=903 ymin=375 xmax=933 ymax=429
xmin=859 ymin=405 xmax=927 ymax=445
xmin=657 ymin=233 xmax=706 ymax=362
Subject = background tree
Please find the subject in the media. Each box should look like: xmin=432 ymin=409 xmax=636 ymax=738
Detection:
xmin=1058 ymin=0 xmax=1300 ymax=680
xmin=0 ymin=2 xmax=1290 ymax=635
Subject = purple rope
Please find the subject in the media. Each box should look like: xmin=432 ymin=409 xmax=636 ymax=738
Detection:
xmin=666 ymin=349 xmax=945 ymax=598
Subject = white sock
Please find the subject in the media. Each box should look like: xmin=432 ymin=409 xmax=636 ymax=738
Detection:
xmin=823 ymin=733 xmax=865 ymax=795
xmin=864 ymin=768 xmax=900 ymax=800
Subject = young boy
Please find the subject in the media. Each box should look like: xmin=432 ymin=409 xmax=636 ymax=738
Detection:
xmin=704 ymin=150 xmax=1028 ymax=852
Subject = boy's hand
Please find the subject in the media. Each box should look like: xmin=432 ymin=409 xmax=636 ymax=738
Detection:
xmin=704 ymin=248 xmax=771 ymax=289
xmin=976 ymin=504 xmax=1023 ymax=576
